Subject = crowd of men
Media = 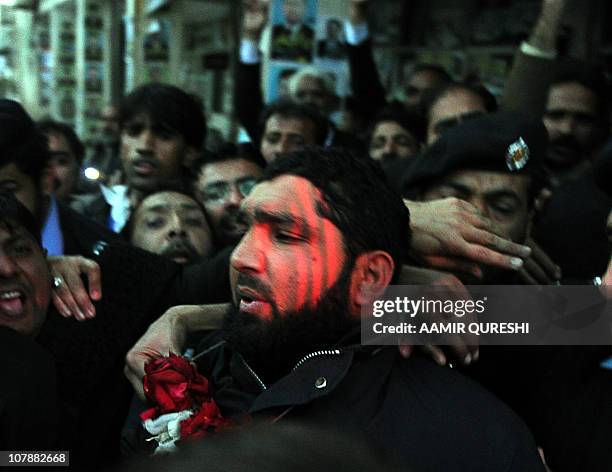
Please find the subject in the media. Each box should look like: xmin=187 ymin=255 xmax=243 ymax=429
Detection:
xmin=1 ymin=0 xmax=611 ymax=470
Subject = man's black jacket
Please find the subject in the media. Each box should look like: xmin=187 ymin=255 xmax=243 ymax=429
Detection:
xmin=195 ymin=339 xmax=544 ymax=471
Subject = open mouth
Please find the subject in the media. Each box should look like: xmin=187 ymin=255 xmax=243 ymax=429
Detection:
xmin=132 ymin=158 xmax=158 ymax=176
xmin=0 ymin=290 xmax=26 ymax=318
xmin=237 ymin=286 xmax=272 ymax=318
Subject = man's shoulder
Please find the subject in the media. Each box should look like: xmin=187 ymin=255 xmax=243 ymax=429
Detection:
xmin=69 ymin=190 xmax=110 ymax=225
xmin=57 ymin=202 xmax=120 ymax=256
xmin=360 ymin=351 xmax=543 ymax=470
xmin=273 ymin=348 xmax=542 ymax=471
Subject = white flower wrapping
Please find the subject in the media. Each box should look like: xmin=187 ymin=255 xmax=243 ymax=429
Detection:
xmin=143 ymin=409 xmax=194 ymax=454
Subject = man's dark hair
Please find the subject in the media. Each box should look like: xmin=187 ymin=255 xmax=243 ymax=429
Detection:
xmin=37 ymin=119 xmax=85 ymax=163
xmin=548 ymin=62 xmax=611 ymax=145
xmin=0 ymin=99 xmax=49 ymax=189
xmin=261 ymin=148 xmax=410 ymax=282
xmin=119 ymin=83 xmax=207 ymax=150
xmin=366 ymin=104 xmax=426 ymax=144
xmin=190 ymin=142 xmax=266 ymax=178
xmin=421 ymin=81 xmax=498 ymax=122
xmin=0 ymin=192 xmax=42 ymax=246
xmin=257 ymin=99 xmax=328 ymax=146
xmin=412 ymin=63 xmax=452 ymax=84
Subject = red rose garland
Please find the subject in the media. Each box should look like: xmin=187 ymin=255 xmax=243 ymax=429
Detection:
xmin=140 ymin=353 xmax=231 ymax=452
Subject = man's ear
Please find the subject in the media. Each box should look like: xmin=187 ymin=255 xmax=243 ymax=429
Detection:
xmin=351 ymin=250 xmax=394 ymax=307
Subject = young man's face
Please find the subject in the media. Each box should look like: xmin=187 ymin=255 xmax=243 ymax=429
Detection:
xmin=120 ymin=113 xmax=193 ymax=192
xmin=260 ymin=114 xmax=318 ymax=163
xmin=369 ymin=121 xmax=419 ymax=161
xmin=0 ymin=222 xmax=50 ymax=337
xmin=196 ymin=158 xmax=263 ymax=246
xmin=427 ymin=89 xmax=486 ymax=145
xmin=230 ymin=175 xmax=349 ymax=322
xmin=45 ymin=132 xmax=80 ymax=200
xmin=543 ymin=81 xmax=600 ymax=169
xmin=130 ymin=191 xmax=213 ymax=265
xmin=0 ymin=163 xmax=40 ymax=219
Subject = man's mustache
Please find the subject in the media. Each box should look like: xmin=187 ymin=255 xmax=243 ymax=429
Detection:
xmin=161 ymin=239 xmax=200 ymax=261
xmin=550 ymin=134 xmax=581 ymax=153
xmin=235 ymin=273 xmax=273 ymax=301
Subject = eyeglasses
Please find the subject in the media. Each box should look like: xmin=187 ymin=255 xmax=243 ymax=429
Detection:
xmin=199 ymin=177 xmax=258 ymax=203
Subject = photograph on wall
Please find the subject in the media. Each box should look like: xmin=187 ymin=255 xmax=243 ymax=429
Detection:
xmin=270 ymin=0 xmax=318 ymax=63
xmin=144 ymin=19 xmax=170 ymax=62
xmin=266 ymin=65 xmax=299 ymax=102
xmin=85 ymin=63 xmax=103 ymax=92
xmin=316 ymin=16 xmax=346 ymax=61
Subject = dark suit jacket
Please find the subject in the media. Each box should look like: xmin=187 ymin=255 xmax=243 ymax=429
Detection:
xmin=58 ymin=201 xmax=121 ymax=255
xmin=69 ymin=191 xmax=111 ymax=231
xmin=196 ymin=341 xmax=544 ymax=471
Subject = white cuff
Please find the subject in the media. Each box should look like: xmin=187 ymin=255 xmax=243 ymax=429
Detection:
xmin=520 ymin=41 xmax=557 ymax=61
xmin=344 ymin=21 xmax=369 ymax=46
xmin=240 ymin=39 xmax=261 ymax=64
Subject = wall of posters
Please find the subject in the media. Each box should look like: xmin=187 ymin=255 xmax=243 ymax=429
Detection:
xmin=266 ymin=0 xmax=349 ymax=110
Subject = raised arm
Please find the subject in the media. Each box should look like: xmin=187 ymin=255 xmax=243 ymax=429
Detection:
xmin=501 ymin=0 xmax=567 ymax=117
xmin=235 ymin=0 xmax=270 ymax=141
xmin=345 ymin=0 xmax=388 ymax=119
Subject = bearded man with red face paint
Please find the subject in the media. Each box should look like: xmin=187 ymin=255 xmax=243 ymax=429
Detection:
xmin=178 ymin=149 xmax=544 ymax=471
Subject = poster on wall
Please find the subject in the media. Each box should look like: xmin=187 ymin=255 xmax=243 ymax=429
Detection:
xmin=266 ymin=62 xmax=349 ymax=110
xmin=315 ymin=16 xmax=346 ymax=62
xmin=270 ymin=0 xmax=318 ymax=63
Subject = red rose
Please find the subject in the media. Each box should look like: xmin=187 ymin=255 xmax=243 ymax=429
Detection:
xmin=142 ymin=353 xmax=209 ymax=415
xmin=180 ymin=399 xmax=231 ymax=439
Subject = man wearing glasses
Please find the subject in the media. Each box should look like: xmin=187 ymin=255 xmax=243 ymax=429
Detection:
xmin=192 ymin=143 xmax=264 ymax=247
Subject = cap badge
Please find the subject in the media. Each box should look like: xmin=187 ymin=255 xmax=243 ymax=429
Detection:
xmin=506 ymin=137 xmax=529 ymax=171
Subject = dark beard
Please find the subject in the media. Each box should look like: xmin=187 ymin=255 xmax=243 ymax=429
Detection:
xmin=223 ymin=260 xmax=357 ymax=383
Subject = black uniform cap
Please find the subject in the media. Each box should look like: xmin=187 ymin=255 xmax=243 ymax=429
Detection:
xmin=402 ymin=111 xmax=549 ymax=198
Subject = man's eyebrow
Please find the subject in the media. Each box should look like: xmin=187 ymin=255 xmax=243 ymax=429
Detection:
xmin=439 ymin=181 xmax=472 ymax=194
xmin=246 ymin=207 xmax=314 ymax=233
xmin=484 ymin=189 xmax=522 ymax=200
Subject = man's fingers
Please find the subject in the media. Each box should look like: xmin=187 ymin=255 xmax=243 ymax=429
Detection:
xmin=467 ymin=227 xmax=532 ymax=258
xmin=518 ymin=268 xmax=539 ymax=285
xmin=528 ymin=240 xmax=561 ymax=281
xmin=422 ymin=345 xmax=447 ymax=366
xmin=522 ymin=257 xmax=552 ymax=285
xmin=51 ymin=290 xmax=73 ymax=318
xmin=398 ymin=343 xmax=413 ymax=359
xmin=51 ymin=277 xmax=88 ymax=321
xmin=82 ymin=260 xmax=102 ymax=301
xmin=62 ymin=268 xmax=96 ymax=319
xmin=461 ymin=243 xmax=525 ymax=271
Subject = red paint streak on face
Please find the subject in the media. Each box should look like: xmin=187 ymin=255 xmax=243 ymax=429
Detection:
xmin=230 ymin=175 xmax=347 ymax=321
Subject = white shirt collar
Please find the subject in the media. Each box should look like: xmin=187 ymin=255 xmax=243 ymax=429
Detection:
xmin=100 ymin=184 xmax=131 ymax=233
